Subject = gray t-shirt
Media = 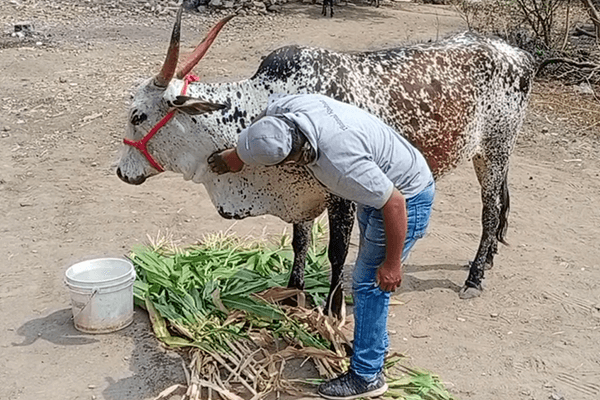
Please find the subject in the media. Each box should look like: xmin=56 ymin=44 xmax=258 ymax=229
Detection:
xmin=264 ymin=94 xmax=433 ymax=209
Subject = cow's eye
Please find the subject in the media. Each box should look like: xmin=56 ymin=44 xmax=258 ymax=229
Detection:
xmin=130 ymin=111 xmax=147 ymax=126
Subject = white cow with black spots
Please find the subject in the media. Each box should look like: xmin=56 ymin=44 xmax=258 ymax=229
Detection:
xmin=116 ymin=8 xmax=536 ymax=317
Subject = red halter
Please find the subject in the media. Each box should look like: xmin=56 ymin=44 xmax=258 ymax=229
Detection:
xmin=123 ymin=75 xmax=200 ymax=172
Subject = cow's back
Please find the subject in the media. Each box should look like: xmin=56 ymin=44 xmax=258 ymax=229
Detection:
xmin=255 ymin=33 xmax=535 ymax=177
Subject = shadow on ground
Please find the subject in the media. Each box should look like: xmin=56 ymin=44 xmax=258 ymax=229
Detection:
xmin=12 ymin=308 xmax=99 ymax=347
xmin=402 ymin=263 xmax=465 ymax=293
xmin=12 ymin=307 xmax=186 ymax=400
xmin=103 ymin=311 xmax=187 ymax=400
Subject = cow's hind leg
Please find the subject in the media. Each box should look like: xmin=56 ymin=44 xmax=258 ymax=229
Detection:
xmin=485 ymin=177 xmax=510 ymax=269
xmin=288 ymin=221 xmax=313 ymax=291
xmin=460 ymin=153 xmax=510 ymax=299
xmin=324 ymin=195 xmax=356 ymax=318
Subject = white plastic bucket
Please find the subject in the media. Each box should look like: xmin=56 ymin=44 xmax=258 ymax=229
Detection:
xmin=65 ymin=258 xmax=136 ymax=333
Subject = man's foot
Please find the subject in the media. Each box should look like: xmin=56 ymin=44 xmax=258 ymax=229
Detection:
xmin=317 ymin=370 xmax=387 ymax=400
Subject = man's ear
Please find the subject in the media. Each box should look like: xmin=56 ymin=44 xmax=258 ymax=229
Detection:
xmin=172 ymin=96 xmax=227 ymax=115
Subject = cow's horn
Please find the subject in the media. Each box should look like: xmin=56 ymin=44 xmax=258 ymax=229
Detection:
xmin=154 ymin=7 xmax=183 ymax=88
xmin=176 ymin=14 xmax=234 ymax=79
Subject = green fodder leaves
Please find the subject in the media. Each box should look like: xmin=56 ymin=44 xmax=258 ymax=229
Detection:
xmin=136 ymin=228 xmax=459 ymax=400
xmin=130 ymin=230 xmax=333 ymax=353
xmin=384 ymin=355 xmax=458 ymax=400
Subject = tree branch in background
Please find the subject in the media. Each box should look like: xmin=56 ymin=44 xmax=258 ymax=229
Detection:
xmin=575 ymin=26 xmax=597 ymax=37
xmin=537 ymin=57 xmax=600 ymax=76
xmin=562 ymin=0 xmax=571 ymax=51
xmin=580 ymin=0 xmax=600 ymax=42
xmin=514 ymin=0 xmax=563 ymax=49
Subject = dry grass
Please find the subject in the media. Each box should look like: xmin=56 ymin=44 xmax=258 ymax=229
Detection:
xmin=151 ymin=288 xmax=350 ymax=400
xmin=136 ymin=231 xmax=459 ymax=400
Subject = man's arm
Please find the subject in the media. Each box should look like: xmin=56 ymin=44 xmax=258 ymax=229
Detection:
xmin=377 ymin=188 xmax=407 ymax=292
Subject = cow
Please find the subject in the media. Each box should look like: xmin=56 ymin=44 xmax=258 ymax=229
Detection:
xmin=322 ymin=0 xmax=333 ymax=18
xmin=319 ymin=0 xmax=378 ymax=18
xmin=116 ymin=8 xmax=536 ymax=318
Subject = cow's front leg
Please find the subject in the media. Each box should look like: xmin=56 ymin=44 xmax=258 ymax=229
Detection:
xmin=287 ymin=221 xmax=313 ymax=291
xmin=324 ymin=196 xmax=356 ymax=319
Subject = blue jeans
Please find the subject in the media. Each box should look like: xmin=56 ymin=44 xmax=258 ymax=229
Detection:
xmin=350 ymin=180 xmax=435 ymax=380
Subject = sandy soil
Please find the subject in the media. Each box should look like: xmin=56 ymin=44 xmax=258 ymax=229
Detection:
xmin=1 ymin=1 xmax=599 ymax=399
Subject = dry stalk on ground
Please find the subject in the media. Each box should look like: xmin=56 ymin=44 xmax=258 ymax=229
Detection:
xmin=152 ymin=287 xmax=350 ymax=400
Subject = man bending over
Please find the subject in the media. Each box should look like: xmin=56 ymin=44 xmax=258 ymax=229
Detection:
xmin=208 ymin=94 xmax=435 ymax=400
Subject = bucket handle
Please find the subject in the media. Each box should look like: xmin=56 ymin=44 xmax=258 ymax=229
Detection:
xmin=71 ymin=287 xmax=99 ymax=321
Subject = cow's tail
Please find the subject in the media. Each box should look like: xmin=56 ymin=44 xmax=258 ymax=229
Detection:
xmin=497 ymin=176 xmax=510 ymax=246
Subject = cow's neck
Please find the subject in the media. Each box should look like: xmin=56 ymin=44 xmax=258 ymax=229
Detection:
xmin=188 ymin=79 xmax=264 ymax=137
xmin=173 ymin=77 xmax=296 ymax=183
xmin=165 ymin=78 xmax=327 ymax=222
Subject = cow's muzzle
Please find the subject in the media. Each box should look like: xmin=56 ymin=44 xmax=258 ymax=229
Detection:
xmin=116 ymin=167 xmax=146 ymax=185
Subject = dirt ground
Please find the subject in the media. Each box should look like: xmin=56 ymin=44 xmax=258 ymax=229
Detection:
xmin=1 ymin=1 xmax=600 ymax=399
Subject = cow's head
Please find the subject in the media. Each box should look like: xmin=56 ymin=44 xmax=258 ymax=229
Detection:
xmin=116 ymin=8 xmax=233 ymax=185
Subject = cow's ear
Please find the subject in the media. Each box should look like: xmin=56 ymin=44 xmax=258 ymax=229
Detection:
xmin=172 ymin=96 xmax=227 ymax=115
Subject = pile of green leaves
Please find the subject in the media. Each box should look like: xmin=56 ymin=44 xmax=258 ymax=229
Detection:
xmin=132 ymin=229 xmax=459 ymax=400
xmin=130 ymin=231 xmax=333 ymax=352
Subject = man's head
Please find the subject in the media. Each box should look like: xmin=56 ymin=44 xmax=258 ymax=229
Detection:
xmin=237 ymin=116 xmax=314 ymax=166
xmin=237 ymin=117 xmax=292 ymax=166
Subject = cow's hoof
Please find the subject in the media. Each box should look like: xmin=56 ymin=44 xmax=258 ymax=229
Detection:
xmin=459 ymin=285 xmax=482 ymax=299
xmin=323 ymin=300 xmax=345 ymax=321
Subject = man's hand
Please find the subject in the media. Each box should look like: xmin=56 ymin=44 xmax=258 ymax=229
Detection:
xmin=377 ymin=188 xmax=407 ymax=292
xmin=207 ymin=150 xmax=231 ymax=174
xmin=208 ymin=148 xmax=244 ymax=175
xmin=377 ymin=260 xmax=403 ymax=292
